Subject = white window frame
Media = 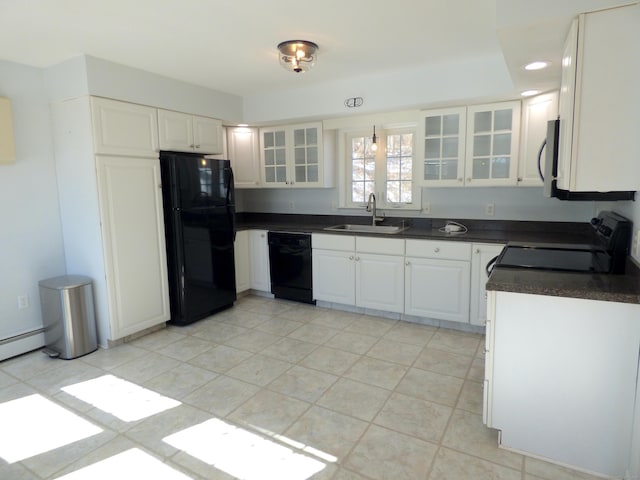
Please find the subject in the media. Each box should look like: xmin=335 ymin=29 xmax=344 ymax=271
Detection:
xmin=339 ymin=125 xmax=421 ymax=211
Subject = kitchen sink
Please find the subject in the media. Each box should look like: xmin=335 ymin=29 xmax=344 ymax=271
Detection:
xmin=323 ymin=224 xmax=408 ymax=234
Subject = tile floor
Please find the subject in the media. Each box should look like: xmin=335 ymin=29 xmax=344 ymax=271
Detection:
xmin=0 ymin=295 xmax=603 ymax=480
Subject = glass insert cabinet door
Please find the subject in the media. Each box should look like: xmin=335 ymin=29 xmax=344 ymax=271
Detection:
xmin=293 ymin=126 xmax=319 ymax=184
xmin=262 ymin=128 xmax=287 ymax=184
xmin=465 ymin=101 xmax=521 ymax=186
xmin=419 ymin=107 xmax=466 ymax=186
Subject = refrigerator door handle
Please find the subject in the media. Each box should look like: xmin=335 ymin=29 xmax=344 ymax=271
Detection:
xmin=226 ymin=168 xmax=236 ymax=242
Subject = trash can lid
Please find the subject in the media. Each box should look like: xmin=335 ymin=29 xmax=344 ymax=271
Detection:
xmin=38 ymin=275 xmax=92 ymax=290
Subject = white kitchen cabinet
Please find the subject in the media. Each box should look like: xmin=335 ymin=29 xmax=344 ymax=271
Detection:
xmin=227 ymin=126 xmax=261 ymax=188
xmin=417 ymin=101 xmax=521 ymax=187
xmin=234 ymin=230 xmax=251 ymax=293
xmin=96 ymin=155 xmax=170 ymax=338
xmin=404 ymin=239 xmax=471 ymax=323
xmin=419 ymin=107 xmax=466 ymax=186
xmin=557 ymin=4 xmax=640 ymax=192
xmin=158 ymin=109 xmax=223 ymax=154
xmin=356 ymin=253 xmax=405 ymax=314
xmin=465 ymin=101 xmax=521 ymax=186
xmin=485 ymin=291 xmax=640 ymax=478
xmin=469 ymin=243 xmax=504 ymax=326
xmin=517 ymin=91 xmax=558 ymax=187
xmin=249 ymin=229 xmax=271 ymax=292
xmin=312 ymin=248 xmax=356 ymax=305
xmin=260 ymin=122 xmax=328 ymax=187
xmin=90 ymin=97 xmax=158 ymax=157
xmin=51 ymin=96 xmax=170 ymax=346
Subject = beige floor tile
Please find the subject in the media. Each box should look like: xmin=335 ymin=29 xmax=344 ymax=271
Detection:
xmin=345 ymin=424 xmax=438 ymax=480
xmin=316 ymin=377 xmax=390 ymax=421
xmin=374 ymin=391 xmax=452 ymax=443
xmin=332 ymin=468 xmax=371 ymax=480
xmin=223 ymin=329 xmax=281 ymax=353
xmin=109 ymin=351 xmax=180 ymax=384
xmin=225 ymin=354 xmax=293 ymax=386
xmin=344 ymin=356 xmax=407 ymax=390
xmin=366 ymin=338 xmax=423 ymax=366
xmin=80 ymin=343 xmax=148 ymax=370
xmin=182 ymin=375 xmax=260 ymax=416
xmin=344 ymin=315 xmax=396 ymax=337
xmin=414 ymin=347 xmax=474 ymax=378
xmin=382 ymin=321 xmax=437 ymax=345
xmin=129 ymin=328 xmax=186 ymax=351
xmin=238 ymin=296 xmax=296 ymax=315
xmin=254 ymin=317 xmax=304 ymax=336
xmin=428 ymin=447 xmax=521 ymax=480
xmin=428 ymin=330 xmax=482 ymax=356
xmin=324 ymin=331 xmax=378 ymax=354
xmin=155 ymin=336 xmax=213 ymax=361
xmin=1 ymin=349 xmax=62 ymax=380
xmin=467 ymin=356 xmax=485 ymax=382
xmin=143 ymin=362 xmax=218 ymax=399
xmin=219 ymin=308 xmax=272 ymax=328
xmin=188 ymin=344 xmax=253 ymax=373
xmin=260 ymin=337 xmax=318 ymax=363
xmin=227 ymin=389 xmax=310 ymax=434
xmin=0 ymin=462 xmax=40 ymax=479
xmin=396 ymin=367 xmax=463 ymax=407
xmin=25 ymin=360 xmax=105 ymax=395
xmin=287 ymin=324 xmax=340 ymax=344
xmin=192 ymin=321 xmax=249 ymax=343
xmin=456 ymin=380 xmax=483 ymax=414
xmin=268 ymin=365 xmax=337 ymax=402
xmin=276 ymin=304 xmax=323 ymax=322
xmin=442 ymin=409 xmax=523 ymax=470
xmin=285 ymin=406 xmax=368 ymax=461
xmin=308 ymin=310 xmax=358 ymax=330
xmin=299 ymin=346 xmax=360 ymax=376
xmin=0 ymin=370 xmax=18 ymax=388
xmin=524 ymin=456 xmax=606 ymax=480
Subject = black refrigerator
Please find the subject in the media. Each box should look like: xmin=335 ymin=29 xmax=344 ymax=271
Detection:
xmin=160 ymin=151 xmax=236 ymax=326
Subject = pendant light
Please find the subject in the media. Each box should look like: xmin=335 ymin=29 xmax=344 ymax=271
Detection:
xmin=371 ymin=125 xmax=378 ymax=152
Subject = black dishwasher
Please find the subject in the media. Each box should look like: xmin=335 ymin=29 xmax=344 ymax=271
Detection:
xmin=267 ymin=232 xmax=314 ymax=304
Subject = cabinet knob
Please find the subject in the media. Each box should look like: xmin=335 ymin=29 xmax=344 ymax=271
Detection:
xmin=355 ymin=256 xmax=360 ymax=261
xmin=475 ymin=248 xmax=480 ymax=254
xmin=261 ymin=234 xmax=265 ymax=238
xmin=349 ymin=255 xmax=354 ymax=260
xmin=458 ymin=178 xmax=463 ymax=182
xmin=466 ymin=178 xmax=471 ymax=183
xmin=405 ymin=261 xmax=410 ymax=266
xmin=195 ymin=144 xmax=201 ymax=149
xmin=517 ymin=177 xmax=522 ymax=182
xmin=189 ymin=144 xmax=194 ymax=148
xmin=158 ymin=184 xmax=162 ymax=189
xmin=434 ymin=248 xmax=440 ymax=253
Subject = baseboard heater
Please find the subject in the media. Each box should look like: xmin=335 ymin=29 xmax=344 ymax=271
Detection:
xmin=0 ymin=328 xmax=45 ymax=361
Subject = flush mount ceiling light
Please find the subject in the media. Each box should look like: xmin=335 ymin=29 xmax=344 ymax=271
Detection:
xmin=524 ymin=61 xmax=550 ymax=71
xmin=277 ymin=40 xmax=318 ymax=73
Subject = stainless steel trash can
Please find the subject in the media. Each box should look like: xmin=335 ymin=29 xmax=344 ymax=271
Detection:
xmin=39 ymin=275 xmax=97 ymax=359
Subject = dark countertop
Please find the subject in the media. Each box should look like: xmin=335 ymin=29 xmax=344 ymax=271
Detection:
xmin=236 ymin=212 xmax=640 ymax=304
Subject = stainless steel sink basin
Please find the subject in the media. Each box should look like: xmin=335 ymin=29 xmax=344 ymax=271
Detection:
xmin=323 ymin=224 xmax=408 ymax=234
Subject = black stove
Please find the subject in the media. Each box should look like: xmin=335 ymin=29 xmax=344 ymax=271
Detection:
xmin=491 ymin=211 xmax=632 ymax=274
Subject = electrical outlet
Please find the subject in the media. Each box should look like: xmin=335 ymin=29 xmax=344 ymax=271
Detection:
xmin=486 ymin=203 xmax=495 ymax=216
xmin=17 ymin=295 xmax=29 ymax=310
xmin=423 ymin=202 xmax=431 ymax=215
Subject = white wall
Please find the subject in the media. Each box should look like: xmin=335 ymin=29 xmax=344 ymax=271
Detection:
xmin=0 ymin=60 xmax=66 ymax=340
xmin=239 ymin=186 xmax=598 ymax=222
xmin=243 ymin=53 xmax=516 ymax=124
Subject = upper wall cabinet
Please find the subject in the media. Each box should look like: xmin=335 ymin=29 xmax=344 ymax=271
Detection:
xmin=465 ymin=101 xmax=521 ymax=186
xmin=90 ymin=97 xmax=159 ymax=157
xmin=557 ymin=5 xmax=640 ymax=192
xmin=227 ymin=126 xmax=261 ymax=188
xmin=418 ymin=101 xmax=521 ymax=187
xmin=259 ymin=122 xmax=332 ymax=188
xmin=158 ymin=109 xmax=223 ymax=155
xmin=518 ymin=91 xmax=559 ymax=187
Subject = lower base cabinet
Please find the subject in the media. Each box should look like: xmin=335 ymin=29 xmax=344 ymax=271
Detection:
xmin=405 ymin=257 xmax=470 ymax=322
xmin=234 ymin=230 xmax=251 ymax=293
xmin=312 ymin=248 xmax=356 ymax=305
xmin=356 ymin=253 xmax=404 ymax=313
xmin=249 ymin=230 xmax=271 ymax=292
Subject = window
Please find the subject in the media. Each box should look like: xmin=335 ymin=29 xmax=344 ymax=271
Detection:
xmin=343 ymin=127 xmax=419 ymax=210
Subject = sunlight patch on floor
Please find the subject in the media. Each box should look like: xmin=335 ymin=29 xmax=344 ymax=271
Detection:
xmin=62 ymin=374 xmax=181 ymax=422
xmin=54 ymin=448 xmax=193 ymax=479
xmin=163 ymin=418 xmax=326 ymax=480
xmin=0 ymin=394 xmax=102 ymax=463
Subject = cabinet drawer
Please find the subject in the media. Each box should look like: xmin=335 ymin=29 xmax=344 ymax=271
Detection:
xmin=312 ymin=233 xmax=355 ymax=251
xmin=405 ymin=239 xmax=471 ymax=260
xmin=356 ymin=237 xmax=404 ymax=255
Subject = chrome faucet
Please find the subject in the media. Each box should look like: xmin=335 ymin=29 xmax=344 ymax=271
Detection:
xmin=366 ymin=193 xmax=385 ymax=225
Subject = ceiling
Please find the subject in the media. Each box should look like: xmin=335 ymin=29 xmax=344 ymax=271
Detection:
xmin=0 ymin=0 xmax=633 ymax=98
